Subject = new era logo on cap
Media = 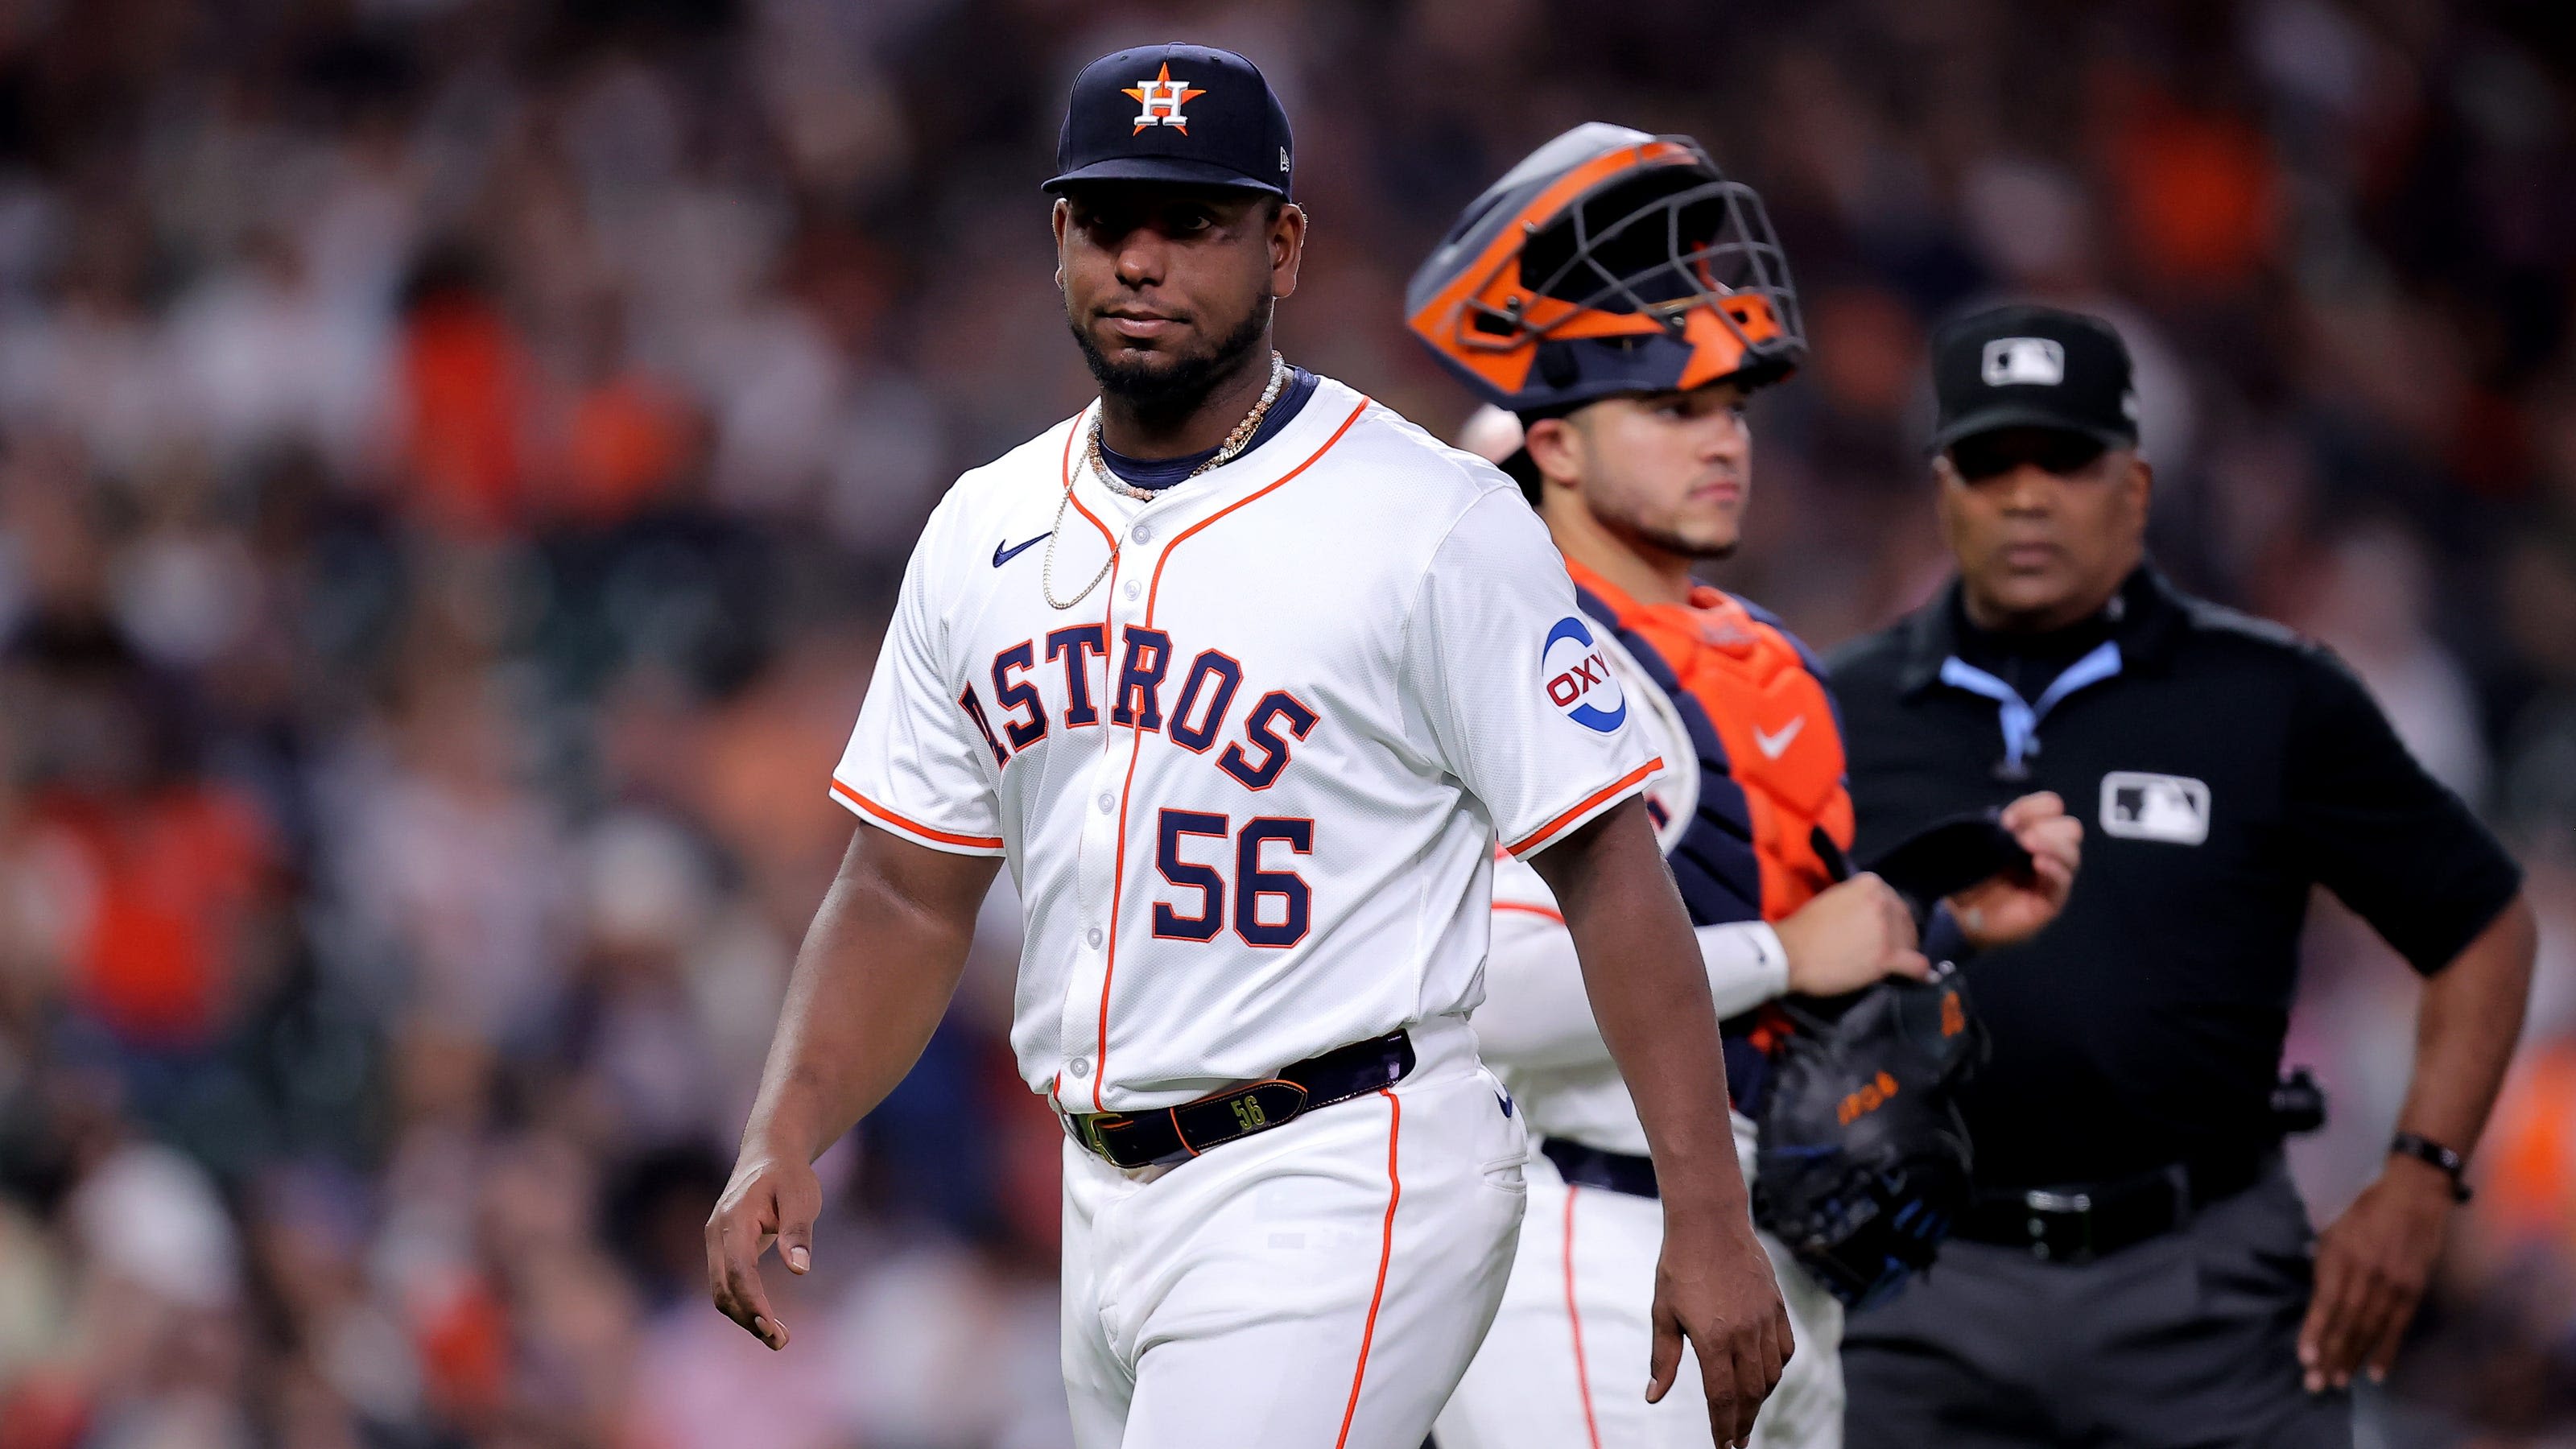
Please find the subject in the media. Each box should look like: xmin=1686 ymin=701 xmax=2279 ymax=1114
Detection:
xmin=1983 ymin=336 xmax=2066 ymax=387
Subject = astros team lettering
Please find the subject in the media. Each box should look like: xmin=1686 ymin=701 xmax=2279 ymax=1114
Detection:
xmin=957 ymin=624 xmax=1320 ymax=791
xmin=956 ymin=625 xmax=1322 ymax=951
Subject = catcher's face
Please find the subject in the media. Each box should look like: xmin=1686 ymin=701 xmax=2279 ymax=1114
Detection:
xmin=1936 ymin=427 xmax=2151 ymax=632
xmin=1526 ymin=379 xmax=1754 ymax=563
xmin=1053 ymin=184 xmax=1303 ymax=408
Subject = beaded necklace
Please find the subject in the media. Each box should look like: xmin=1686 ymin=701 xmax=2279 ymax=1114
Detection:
xmin=1042 ymin=353 xmax=1290 ymax=612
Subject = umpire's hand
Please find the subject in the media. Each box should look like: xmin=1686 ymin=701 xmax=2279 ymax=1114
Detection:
xmin=1948 ymin=791 xmax=2082 ymax=949
xmin=706 ymin=1150 xmax=824 ymax=1350
xmin=2298 ymin=1157 xmax=2455 ymax=1392
xmin=1650 ymin=1207 xmax=1794 ymax=1447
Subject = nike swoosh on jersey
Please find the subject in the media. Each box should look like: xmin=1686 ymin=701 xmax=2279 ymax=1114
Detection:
xmin=1752 ymin=716 xmax=1806 ymax=759
xmin=992 ymin=533 xmax=1051 ymax=568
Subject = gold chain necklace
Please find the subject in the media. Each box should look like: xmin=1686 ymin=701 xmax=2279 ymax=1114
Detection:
xmin=1042 ymin=353 xmax=1291 ymax=611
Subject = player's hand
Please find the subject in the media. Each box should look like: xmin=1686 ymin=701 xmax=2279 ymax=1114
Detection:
xmin=705 ymin=1149 xmax=823 ymax=1351
xmin=2298 ymin=1154 xmax=2455 ymax=1393
xmin=1648 ymin=1209 xmax=1793 ymax=1447
xmin=1947 ymin=791 xmax=2081 ymax=950
xmin=1777 ymin=872 xmax=1928 ymax=996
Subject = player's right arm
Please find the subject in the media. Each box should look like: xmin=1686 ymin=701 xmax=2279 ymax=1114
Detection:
xmin=709 ymin=489 xmax=1009 ymax=1352
xmin=707 ymin=826 xmax=999 ymax=1351
xmin=1478 ymin=870 xmax=1928 ymax=1070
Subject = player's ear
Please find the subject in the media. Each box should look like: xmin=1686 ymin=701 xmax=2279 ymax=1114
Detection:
xmin=1269 ymin=200 xmax=1305 ymax=299
xmin=1051 ymin=196 xmax=1071 ymax=257
xmin=1523 ymin=415 xmax=1582 ymax=489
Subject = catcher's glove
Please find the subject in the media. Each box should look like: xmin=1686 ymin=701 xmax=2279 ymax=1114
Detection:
xmin=1750 ymin=964 xmax=1987 ymax=1309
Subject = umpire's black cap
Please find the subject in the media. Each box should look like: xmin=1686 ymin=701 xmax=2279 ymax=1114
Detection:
xmin=1929 ymin=303 xmax=2140 ymax=454
xmin=1044 ymin=43 xmax=1294 ymax=200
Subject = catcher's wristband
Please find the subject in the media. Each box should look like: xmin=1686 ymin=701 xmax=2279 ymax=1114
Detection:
xmin=2389 ymin=1131 xmax=2472 ymax=1203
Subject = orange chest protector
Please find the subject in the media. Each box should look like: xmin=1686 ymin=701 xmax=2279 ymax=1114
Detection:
xmin=1568 ymin=564 xmax=1854 ymax=924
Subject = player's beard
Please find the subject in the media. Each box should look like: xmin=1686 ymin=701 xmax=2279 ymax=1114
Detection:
xmin=1071 ymin=289 xmax=1274 ymax=423
xmin=1599 ymin=498 xmax=1741 ymax=564
xmin=1652 ymin=529 xmax=1739 ymax=564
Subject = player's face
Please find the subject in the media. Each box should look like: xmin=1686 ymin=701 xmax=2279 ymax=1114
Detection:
xmin=1936 ymin=428 xmax=2152 ymax=631
xmin=1543 ymin=382 xmax=1753 ymax=561
xmin=1053 ymin=185 xmax=1304 ymax=409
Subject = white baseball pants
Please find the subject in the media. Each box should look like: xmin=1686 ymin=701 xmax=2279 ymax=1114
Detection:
xmin=1060 ymin=1015 xmax=1529 ymax=1448
xmin=1435 ymin=1141 xmax=1847 ymax=1449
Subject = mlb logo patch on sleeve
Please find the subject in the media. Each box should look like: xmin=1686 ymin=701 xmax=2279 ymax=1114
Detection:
xmin=2099 ymin=771 xmax=2209 ymax=845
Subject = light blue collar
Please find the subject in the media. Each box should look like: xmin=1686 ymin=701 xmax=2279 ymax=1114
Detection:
xmin=1937 ymin=641 xmax=2123 ymax=775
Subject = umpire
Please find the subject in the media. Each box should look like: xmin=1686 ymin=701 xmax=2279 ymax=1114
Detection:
xmin=1831 ymin=303 xmax=2537 ymax=1447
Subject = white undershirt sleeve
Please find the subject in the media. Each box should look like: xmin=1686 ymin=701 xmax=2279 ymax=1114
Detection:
xmin=1472 ymin=902 xmax=1792 ymax=1073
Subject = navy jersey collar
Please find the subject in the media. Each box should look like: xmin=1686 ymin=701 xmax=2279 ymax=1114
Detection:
xmin=1095 ymin=366 xmax=1321 ymax=492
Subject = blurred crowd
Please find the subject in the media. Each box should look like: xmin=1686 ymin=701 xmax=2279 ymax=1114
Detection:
xmin=0 ymin=1 xmax=2570 ymax=1446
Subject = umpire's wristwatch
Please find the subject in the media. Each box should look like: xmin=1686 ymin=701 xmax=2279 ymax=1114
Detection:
xmin=2389 ymin=1131 xmax=2473 ymax=1203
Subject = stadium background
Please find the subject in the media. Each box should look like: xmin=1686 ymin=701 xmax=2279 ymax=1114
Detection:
xmin=0 ymin=0 xmax=2570 ymax=1444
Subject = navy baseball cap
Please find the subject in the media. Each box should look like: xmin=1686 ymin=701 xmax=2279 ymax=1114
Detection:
xmin=1928 ymin=303 xmax=2140 ymax=454
xmin=1043 ymin=43 xmax=1294 ymax=200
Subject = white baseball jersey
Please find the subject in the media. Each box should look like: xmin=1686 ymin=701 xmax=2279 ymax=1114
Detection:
xmin=829 ymin=374 xmax=1658 ymax=1113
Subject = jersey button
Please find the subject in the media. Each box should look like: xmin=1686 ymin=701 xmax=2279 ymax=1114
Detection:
xmin=1086 ymin=927 xmax=1104 ymax=948
xmin=1069 ymin=1058 xmax=1092 ymax=1079
xmin=1097 ymin=791 xmax=1115 ymax=812
xmin=1132 ymin=524 xmax=1152 ymax=544
xmin=1124 ymin=579 xmax=1142 ymax=600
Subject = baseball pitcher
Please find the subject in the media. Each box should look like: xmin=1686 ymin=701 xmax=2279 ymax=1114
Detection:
xmin=705 ymin=56 xmax=1790 ymax=1449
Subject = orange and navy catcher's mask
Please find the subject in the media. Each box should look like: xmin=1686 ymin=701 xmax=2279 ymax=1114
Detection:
xmin=1406 ymin=123 xmax=1804 ymax=415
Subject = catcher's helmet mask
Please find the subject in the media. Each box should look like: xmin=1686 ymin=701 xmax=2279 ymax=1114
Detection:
xmin=1408 ymin=123 xmax=1806 ymax=417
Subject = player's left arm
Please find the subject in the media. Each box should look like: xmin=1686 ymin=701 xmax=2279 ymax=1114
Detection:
xmin=2281 ymin=646 xmax=2534 ymax=1393
xmin=1528 ymin=799 xmax=1790 ymax=1446
xmin=1406 ymin=485 xmax=1785 ymax=1445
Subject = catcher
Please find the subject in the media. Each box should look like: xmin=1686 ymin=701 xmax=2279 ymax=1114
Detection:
xmin=1406 ymin=125 xmax=2083 ymax=1449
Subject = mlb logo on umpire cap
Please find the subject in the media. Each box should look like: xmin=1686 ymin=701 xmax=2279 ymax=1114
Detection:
xmin=1983 ymin=336 xmax=2066 ymax=387
xmin=1930 ymin=303 xmax=2142 ymax=452
xmin=1045 ymin=43 xmax=1294 ymax=199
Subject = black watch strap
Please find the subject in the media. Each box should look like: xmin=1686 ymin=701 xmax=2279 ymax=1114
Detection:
xmin=2390 ymin=1131 xmax=2473 ymax=1203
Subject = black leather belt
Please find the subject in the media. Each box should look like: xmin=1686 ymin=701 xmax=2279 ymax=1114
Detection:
xmin=1064 ymin=1031 xmax=1414 ymax=1170
xmin=1542 ymin=1137 xmax=1660 ymax=1199
xmin=1955 ymin=1150 xmax=2270 ymax=1263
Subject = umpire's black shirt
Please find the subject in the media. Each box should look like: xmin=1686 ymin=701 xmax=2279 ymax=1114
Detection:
xmin=1827 ymin=564 xmax=2522 ymax=1189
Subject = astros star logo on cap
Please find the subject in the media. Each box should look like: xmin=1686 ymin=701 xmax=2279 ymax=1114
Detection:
xmin=1124 ymin=64 xmax=1205 ymax=134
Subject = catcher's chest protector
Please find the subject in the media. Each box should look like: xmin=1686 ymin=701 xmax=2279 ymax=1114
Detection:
xmin=1567 ymin=559 xmax=1852 ymax=923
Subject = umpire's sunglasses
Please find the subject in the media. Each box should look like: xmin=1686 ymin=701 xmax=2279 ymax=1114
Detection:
xmin=1945 ymin=428 xmax=2110 ymax=483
